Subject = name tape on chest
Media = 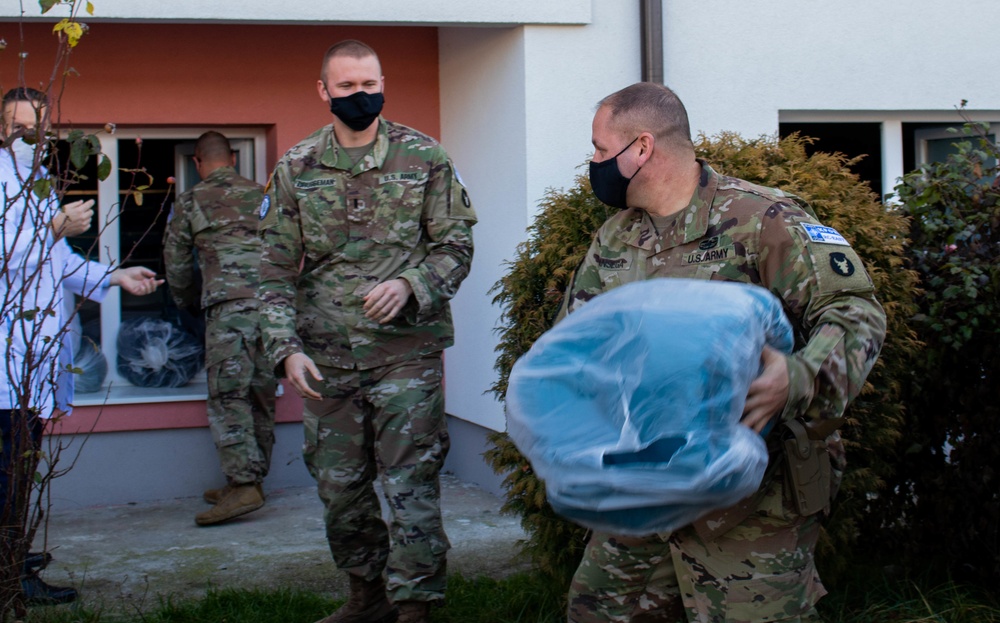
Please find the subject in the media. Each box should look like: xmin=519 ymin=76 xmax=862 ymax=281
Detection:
xmin=294 ymin=178 xmax=338 ymax=190
xmin=801 ymin=223 xmax=850 ymax=246
xmin=594 ymin=254 xmax=631 ymax=270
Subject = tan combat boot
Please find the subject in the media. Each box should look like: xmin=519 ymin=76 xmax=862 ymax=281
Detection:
xmin=202 ymin=484 xmax=233 ymax=504
xmin=395 ymin=601 xmax=430 ymax=623
xmin=314 ymin=574 xmax=398 ymax=623
xmin=194 ymin=483 xmax=264 ymax=526
xmin=203 ymin=482 xmax=263 ymax=505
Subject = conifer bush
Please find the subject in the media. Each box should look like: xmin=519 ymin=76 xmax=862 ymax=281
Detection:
xmin=486 ymin=132 xmax=919 ymax=587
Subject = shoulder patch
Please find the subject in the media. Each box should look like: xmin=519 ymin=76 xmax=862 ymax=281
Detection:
xmin=829 ymin=252 xmax=855 ymax=277
xmin=801 ymin=223 xmax=850 ymax=246
xmin=258 ymin=195 xmax=271 ymax=221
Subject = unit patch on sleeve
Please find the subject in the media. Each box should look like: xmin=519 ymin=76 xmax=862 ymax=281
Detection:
xmin=829 ymin=252 xmax=855 ymax=277
xmin=258 ymin=195 xmax=271 ymax=221
xmin=801 ymin=223 xmax=850 ymax=246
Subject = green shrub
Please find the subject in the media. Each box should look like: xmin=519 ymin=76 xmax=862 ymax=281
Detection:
xmin=879 ymin=122 xmax=1000 ymax=585
xmin=486 ymin=132 xmax=919 ymax=588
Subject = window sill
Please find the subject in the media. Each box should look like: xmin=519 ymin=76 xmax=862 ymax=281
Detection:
xmin=73 ymin=382 xmax=208 ymax=407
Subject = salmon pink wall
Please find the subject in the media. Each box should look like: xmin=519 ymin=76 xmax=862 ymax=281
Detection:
xmin=0 ymin=22 xmax=441 ymax=168
xmin=1 ymin=21 xmax=440 ymax=433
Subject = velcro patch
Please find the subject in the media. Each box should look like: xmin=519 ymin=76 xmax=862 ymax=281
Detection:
xmin=379 ymin=172 xmax=421 ymax=184
xmin=294 ymin=178 xmax=338 ymax=190
xmin=829 ymin=252 xmax=855 ymax=277
xmin=801 ymin=223 xmax=850 ymax=246
xmin=594 ymin=254 xmax=631 ymax=271
xmin=683 ymin=245 xmax=735 ymax=265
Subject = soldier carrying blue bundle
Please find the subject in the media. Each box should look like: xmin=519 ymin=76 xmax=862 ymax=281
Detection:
xmin=557 ymin=82 xmax=887 ymax=623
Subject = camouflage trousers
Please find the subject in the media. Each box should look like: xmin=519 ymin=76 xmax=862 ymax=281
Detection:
xmin=303 ymin=353 xmax=451 ymax=603
xmin=568 ymin=473 xmax=826 ymax=623
xmin=206 ymin=299 xmax=277 ymax=485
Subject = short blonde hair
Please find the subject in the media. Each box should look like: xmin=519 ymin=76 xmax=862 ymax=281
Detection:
xmin=320 ymin=40 xmax=380 ymax=81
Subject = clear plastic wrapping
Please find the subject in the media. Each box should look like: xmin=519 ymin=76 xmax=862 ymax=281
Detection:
xmin=116 ymin=318 xmax=204 ymax=388
xmin=506 ymin=279 xmax=794 ymax=535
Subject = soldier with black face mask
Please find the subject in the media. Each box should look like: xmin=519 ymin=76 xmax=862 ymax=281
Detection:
xmin=257 ymin=40 xmax=477 ymax=623
xmin=562 ymin=82 xmax=886 ymax=623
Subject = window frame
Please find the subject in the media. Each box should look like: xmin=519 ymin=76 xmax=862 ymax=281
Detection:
xmin=779 ymin=109 xmax=1000 ymax=203
xmin=66 ymin=126 xmax=268 ymax=406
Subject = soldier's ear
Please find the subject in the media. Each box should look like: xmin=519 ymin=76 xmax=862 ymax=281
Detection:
xmin=637 ymin=132 xmax=655 ymax=166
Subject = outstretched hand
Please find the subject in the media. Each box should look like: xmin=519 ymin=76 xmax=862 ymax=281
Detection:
xmin=110 ymin=266 xmax=163 ymax=296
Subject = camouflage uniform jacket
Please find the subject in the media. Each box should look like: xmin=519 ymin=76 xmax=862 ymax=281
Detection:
xmin=561 ymin=161 xmax=886 ymax=439
xmin=163 ymin=166 xmax=264 ymax=309
xmin=258 ymin=118 xmax=477 ymax=372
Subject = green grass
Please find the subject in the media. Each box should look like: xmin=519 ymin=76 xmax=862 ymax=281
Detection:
xmin=820 ymin=573 xmax=1000 ymax=623
xmin=19 ymin=571 xmax=1000 ymax=623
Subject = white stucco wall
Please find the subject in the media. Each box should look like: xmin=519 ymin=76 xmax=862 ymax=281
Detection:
xmin=5 ymin=0 xmax=590 ymax=25
xmin=440 ymin=2 xmax=640 ymax=432
xmin=663 ymin=0 xmax=1000 ymax=138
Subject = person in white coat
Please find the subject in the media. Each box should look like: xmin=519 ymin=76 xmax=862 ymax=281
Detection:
xmin=0 ymin=87 xmax=162 ymax=606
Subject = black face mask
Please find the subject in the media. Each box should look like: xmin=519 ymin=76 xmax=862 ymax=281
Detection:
xmin=327 ymin=90 xmax=385 ymax=132
xmin=589 ymin=137 xmax=640 ymax=209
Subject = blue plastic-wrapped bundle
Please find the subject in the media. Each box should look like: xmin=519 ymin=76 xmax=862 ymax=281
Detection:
xmin=116 ymin=318 xmax=204 ymax=388
xmin=506 ymin=278 xmax=794 ymax=536
xmin=74 ymin=337 xmax=108 ymax=393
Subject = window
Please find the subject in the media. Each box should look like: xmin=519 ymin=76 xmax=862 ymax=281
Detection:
xmin=60 ymin=128 xmax=267 ymax=405
xmin=779 ymin=122 xmax=884 ymax=198
xmin=906 ymin=123 xmax=997 ymax=173
xmin=780 ymin=111 xmax=1000 ymax=204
